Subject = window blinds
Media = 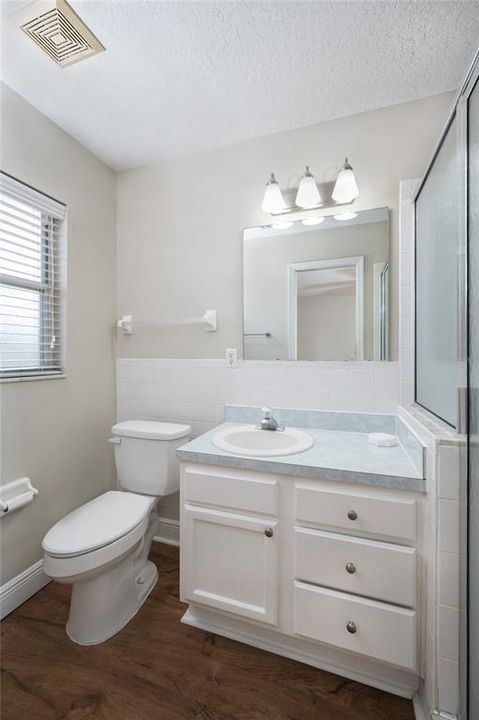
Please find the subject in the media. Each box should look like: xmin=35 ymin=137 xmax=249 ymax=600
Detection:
xmin=0 ymin=173 xmax=66 ymax=380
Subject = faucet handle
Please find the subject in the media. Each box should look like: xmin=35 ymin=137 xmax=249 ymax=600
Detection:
xmin=262 ymin=407 xmax=272 ymax=418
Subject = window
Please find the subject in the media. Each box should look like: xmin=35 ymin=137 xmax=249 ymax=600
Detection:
xmin=0 ymin=173 xmax=66 ymax=380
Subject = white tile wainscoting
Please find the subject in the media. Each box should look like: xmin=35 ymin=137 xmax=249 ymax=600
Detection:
xmin=117 ymin=358 xmax=399 ymax=439
xmin=117 ymin=357 xmax=399 ymax=553
xmin=399 ymin=406 xmax=466 ymax=720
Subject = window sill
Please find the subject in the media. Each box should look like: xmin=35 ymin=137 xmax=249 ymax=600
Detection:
xmin=0 ymin=373 xmax=67 ymax=384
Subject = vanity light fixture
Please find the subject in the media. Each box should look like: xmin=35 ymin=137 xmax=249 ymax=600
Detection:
xmin=271 ymin=221 xmax=293 ymax=229
xmin=334 ymin=212 xmax=358 ymax=221
xmin=261 ymin=173 xmax=286 ymax=214
xmin=302 ymin=217 xmax=325 ymax=226
xmin=295 ymin=166 xmax=321 ymax=209
xmin=262 ymin=158 xmax=359 ymax=216
xmin=332 ymin=158 xmax=360 ymax=204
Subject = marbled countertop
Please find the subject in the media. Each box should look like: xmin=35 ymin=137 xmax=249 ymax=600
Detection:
xmin=177 ymin=422 xmax=425 ymax=492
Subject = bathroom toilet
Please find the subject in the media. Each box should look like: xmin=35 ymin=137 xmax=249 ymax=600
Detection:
xmin=42 ymin=420 xmax=190 ymax=645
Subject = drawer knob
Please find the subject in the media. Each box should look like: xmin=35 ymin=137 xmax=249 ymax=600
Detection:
xmin=345 ymin=562 xmax=356 ymax=574
xmin=347 ymin=510 xmax=358 ymax=521
xmin=264 ymin=527 xmax=274 ymax=538
xmin=346 ymin=620 xmax=357 ymax=634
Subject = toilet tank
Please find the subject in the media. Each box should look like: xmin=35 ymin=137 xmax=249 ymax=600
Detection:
xmin=110 ymin=420 xmax=191 ymax=497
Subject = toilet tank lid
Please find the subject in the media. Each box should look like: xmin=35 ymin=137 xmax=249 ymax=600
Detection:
xmin=111 ymin=420 xmax=191 ymax=440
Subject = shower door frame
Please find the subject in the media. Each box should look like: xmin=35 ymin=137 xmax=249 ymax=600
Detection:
xmin=413 ymin=48 xmax=479 ymax=719
xmin=464 ymin=57 xmax=479 ymax=720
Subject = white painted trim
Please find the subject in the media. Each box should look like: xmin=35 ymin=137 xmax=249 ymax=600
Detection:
xmin=287 ymin=256 xmax=364 ymax=360
xmin=182 ymin=605 xmax=418 ymax=699
xmin=413 ymin=692 xmax=430 ymax=720
xmin=0 ymin=171 xmax=66 ymax=219
xmin=153 ymin=517 xmax=180 ymax=547
xmin=373 ymin=261 xmax=389 ymax=360
xmin=0 ymin=559 xmax=50 ymax=619
xmin=398 ymin=178 xmax=421 ymax=407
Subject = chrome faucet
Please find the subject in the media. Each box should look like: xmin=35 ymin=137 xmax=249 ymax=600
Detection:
xmin=257 ymin=407 xmax=283 ymax=431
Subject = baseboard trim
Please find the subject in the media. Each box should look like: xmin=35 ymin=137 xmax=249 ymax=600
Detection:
xmin=0 ymin=559 xmax=50 ymax=620
xmin=413 ymin=693 xmax=430 ymax=720
xmin=153 ymin=518 xmax=180 ymax=547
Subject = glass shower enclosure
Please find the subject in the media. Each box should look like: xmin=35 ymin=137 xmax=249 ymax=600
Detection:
xmin=467 ymin=65 xmax=479 ymax=720
xmin=415 ymin=51 xmax=479 ymax=719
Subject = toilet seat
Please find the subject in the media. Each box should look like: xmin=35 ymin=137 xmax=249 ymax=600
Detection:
xmin=42 ymin=491 xmax=157 ymax=558
xmin=43 ymin=516 xmax=152 ymax=581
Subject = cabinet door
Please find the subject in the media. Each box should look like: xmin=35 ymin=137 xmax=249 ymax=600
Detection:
xmin=182 ymin=505 xmax=278 ymax=625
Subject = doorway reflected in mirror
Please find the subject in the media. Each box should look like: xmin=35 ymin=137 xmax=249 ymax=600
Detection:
xmin=243 ymin=208 xmax=389 ymax=361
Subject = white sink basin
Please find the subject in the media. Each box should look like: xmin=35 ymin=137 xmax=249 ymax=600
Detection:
xmin=212 ymin=424 xmax=314 ymax=457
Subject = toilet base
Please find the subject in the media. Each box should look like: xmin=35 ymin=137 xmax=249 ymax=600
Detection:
xmin=66 ymin=558 xmax=158 ymax=646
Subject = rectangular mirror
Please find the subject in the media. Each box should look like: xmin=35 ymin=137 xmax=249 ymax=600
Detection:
xmin=243 ymin=208 xmax=389 ymax=361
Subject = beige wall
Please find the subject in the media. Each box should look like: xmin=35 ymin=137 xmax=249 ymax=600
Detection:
xmin=0 ymin=88 xmax=453 ymax=582
xmin=298 ymin=292 xmax=355 ymax=360
xmin=0 ymin=84 xmax=117 ymax=584
xmin=117 ymin=92 xmax=452 ymax=361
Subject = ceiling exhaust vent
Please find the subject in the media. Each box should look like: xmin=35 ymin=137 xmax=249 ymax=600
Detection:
xmin=14 ymin=0 xmax=105 ymax=68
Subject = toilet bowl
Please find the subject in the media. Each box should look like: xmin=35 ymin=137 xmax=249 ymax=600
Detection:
xmin=42 ymin=420 xmax=190 ymax=645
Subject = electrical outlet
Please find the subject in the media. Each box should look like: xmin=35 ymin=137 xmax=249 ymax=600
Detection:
xmin=225 ymin=348 xmax=237 ymax=368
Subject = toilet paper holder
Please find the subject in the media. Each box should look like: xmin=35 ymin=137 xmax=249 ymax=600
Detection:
xmin=0 ymin=477 xmax=38 ymax=516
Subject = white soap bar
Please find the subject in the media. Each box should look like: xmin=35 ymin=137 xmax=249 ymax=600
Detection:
xmin=368 ymin=432 xmax=397 ymax=447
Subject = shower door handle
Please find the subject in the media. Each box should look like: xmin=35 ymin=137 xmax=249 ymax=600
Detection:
xmin=457 ymin=256 xmax=467 ymax=362
xmin=457 ymin=387 xmax=468 ymax=435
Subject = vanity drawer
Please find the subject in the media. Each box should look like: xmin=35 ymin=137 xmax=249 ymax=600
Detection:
xmin=293 ymin=581 xmax=417 ymax=671
xmin=295 ymin=484 xmax=417 ymax=543
xmin=183 ymin=465 xmax=278 ymax=516
xmin=295 ymin=528 xmax=416 ymax=607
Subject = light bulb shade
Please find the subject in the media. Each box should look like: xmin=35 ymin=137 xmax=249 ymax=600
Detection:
xmin=332 ymin=159 xmax=359 ymax=203
xmin=295 ymin=166 xmax=321 ymax=208
xmin=272 ymin=221 xmax=293 ymax=229
xmin=302 ymin=217 xmax=325 ymax=226
xmin=262 ymin=173 xmax=286 ymax=213
xmin=334 ymin=212 xmax=358 ymax=221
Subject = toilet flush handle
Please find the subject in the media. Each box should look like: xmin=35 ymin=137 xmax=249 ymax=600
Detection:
xmin=108 ymin=437 xmax=121 ymax=445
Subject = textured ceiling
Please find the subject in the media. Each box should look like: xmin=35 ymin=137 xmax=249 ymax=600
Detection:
xmin=1 ymin=0 xmax=478 ymax=170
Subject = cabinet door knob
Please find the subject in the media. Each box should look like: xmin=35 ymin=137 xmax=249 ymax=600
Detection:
xmin=345 ymin=562 xmax=356 ymax=574
xmin=346 ymin=620 xmax=357 ymax=634
xmin=347 ymin=510 xmax=358 ymax=521
xmin=264 ymin=527 xmax=273 ymax=538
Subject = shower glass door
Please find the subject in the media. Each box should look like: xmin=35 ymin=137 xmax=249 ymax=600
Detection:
xmin=415 ymin=112 xmax=464 ymax=427
xmin=468 ymin=72 xmax=479 ymax=720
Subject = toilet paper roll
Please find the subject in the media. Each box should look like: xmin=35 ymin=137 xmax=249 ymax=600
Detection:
xmin=2 ymin=491 xmax=35 ymax=514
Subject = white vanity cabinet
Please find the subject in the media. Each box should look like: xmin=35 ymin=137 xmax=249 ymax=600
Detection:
xmin=181 ymin=505 xmax=278 ymax=625
xmin=292 ymin=480 xmax=419 ymax=673
xmin=180 ymin=461 xmax=424 ymax=698
xmin=180 ymin=464 xmax=279 ymax=625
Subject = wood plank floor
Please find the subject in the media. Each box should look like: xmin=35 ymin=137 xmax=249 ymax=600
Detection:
xmin=1 ymin=543 xmax=415 ymax=720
